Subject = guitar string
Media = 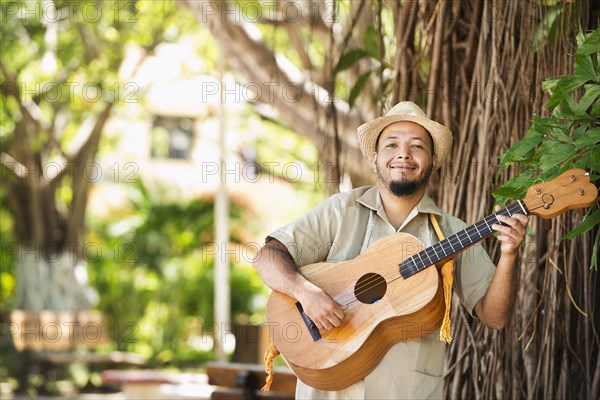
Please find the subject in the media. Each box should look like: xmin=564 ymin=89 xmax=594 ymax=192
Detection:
xmin=338 ymin=202 xmax=524 ymax=307
xmin=343 ymin=202 xmax=523 ymax=303
xmin=340 ymin=177 xmax=572 ymax=307
xmin=375 ymin=195 xmax=566 ymax=298
xmin=340 ymin=182 xmax=584 ymax=307
xmin=336 ymin=179 xmax=581 ymax=307
xmin=338 ymin=205 xmax=516 ymax=307
xmin=397 ymin=201 xmax=530 ymax=278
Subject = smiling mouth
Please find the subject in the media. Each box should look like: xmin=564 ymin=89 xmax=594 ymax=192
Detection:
xmin=390 ymin=164 xmax=418 ymax=171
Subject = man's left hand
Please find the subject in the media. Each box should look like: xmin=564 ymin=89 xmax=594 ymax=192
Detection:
xmin=492 ymin=206 xmax=529 ymax=256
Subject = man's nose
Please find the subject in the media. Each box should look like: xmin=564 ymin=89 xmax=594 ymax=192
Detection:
xmin=394 ymin=144 xmax=412 ymax=159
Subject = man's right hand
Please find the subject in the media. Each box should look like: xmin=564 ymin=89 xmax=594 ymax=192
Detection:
xmin=295 ymin=281 xmax=345 ymax=330
xmin=253 ymin=238 xmax=345 ymax=330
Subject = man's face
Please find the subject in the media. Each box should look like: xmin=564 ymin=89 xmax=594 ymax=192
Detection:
xmin=372 ymin=121 xmax=437 ymax=198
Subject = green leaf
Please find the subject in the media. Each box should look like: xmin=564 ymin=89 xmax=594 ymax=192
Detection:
xmin=579 ymin=84 xmax=600 ymax=111
xmin=577 ymin=147 xmax=600 ymax=171
xmin=513 ymin=129 xmax=544 ymax=156
xmin=493 ymin=168 xmax=537 ymax=204
xmin=364 ymin=26 xmax=381 ymax=60
xmin=548 ymin=121 xmax=572 ymax=142
xmin=592 ymin=99 xmax=600 ymax=118
xmin=572 ymin=125 xmax=587 ymax=138
xmin=574 ymin=128 xmax=600 ymax=149
xmin=498 ymin=121 xmax=546 ymax=172
xmin=574 ymin=53 xmax=598 ymax=81
xmin=348 ymin=71 xmax=372 ymax=108
xmin=560 ymin=208 xmax=600 ymax=241
xmin=539 ymin=142 xmax=576 ymax=171
xmin=546 ymin=76 xmax=588 ymax=108
xmin=336 ymin=49 xmax=370 ymax=72
xmin=532 ymin=5 xmax=561 ymax=52
xmin=493 ymin=186 xmax=523 ymax=199
xmin=558 ymin=95 xmax=595 ymax=123
xmin=576 ymin=29 xmax=600 ymax=56
xmin=542 ymin=77 xmax=560 ymax=93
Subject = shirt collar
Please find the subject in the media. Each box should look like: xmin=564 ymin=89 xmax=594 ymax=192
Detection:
xmin=356 ymin=186 xmax=444 ymax=217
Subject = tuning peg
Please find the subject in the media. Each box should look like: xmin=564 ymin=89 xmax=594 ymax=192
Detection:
xmin=578 ymin=187 xmax=585 ymax=195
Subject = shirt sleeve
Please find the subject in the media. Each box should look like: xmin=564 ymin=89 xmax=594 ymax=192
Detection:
xmin=453 ymin=244 xmax=496 ymax=317
xmin=441 ymin=214 xmax=496 ymax=317
xmin=266 ymin=194 xmax=342 ymax=268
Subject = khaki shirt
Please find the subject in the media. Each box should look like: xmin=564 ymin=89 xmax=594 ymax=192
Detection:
xmin=267 ymin=186 xmax=495 ymax=399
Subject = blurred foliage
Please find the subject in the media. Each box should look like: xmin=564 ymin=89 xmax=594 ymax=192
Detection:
xmin=0 ymin=0 xmax=326 ymax=382
xmin=494 ymin=27 xmax=600 ymax=268
xmin=254 ymin=119 xmax=322 ymax=190
xmin=0 ymin=187 xmax=15 ymax=308
xmin=86 ymin=180 xmax=266 ymax=367
xmin=0 ymin=0 xmax=198 ymax=144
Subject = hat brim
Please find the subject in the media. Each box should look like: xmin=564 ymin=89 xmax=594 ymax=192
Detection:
xmin=357 ymin=115 xmax=453 ymax=168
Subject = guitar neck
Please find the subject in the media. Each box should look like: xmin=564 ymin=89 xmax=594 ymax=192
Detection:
xmin=399 ymin=200 xmax=529 ymax=279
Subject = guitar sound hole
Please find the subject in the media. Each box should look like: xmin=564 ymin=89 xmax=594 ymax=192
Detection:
xmin=354 ymin=273 xmax=387 ymax=304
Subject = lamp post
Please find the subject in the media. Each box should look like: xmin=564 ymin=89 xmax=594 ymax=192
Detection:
xmin=214 ymin=51 xmax=230 ymax=362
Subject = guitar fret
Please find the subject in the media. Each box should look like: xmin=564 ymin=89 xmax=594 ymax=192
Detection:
xmin=473 ymin=223 xmax=482 ymax=237
xmin=446 ymin=237 xmax=456 ymax=252
xmin=413 ymin=253 xmax=423 ymax=271
xmin=431 ymin=244 xmax=440 ymax=260
xmin=477 ymin=220 xmax=490 ymax=234
xmin=465 ymin=226 xmax=477 ymax=243
xmin=416 ymin=252 xmax=425 ymax=269
xmin=472 ymin=223 xmax=481 ymax=234
xmin=483 ymin=217 xmax=492 ymax=231
xmin=424 ymin=249 xmax=434 ymax=265
xmin=440 ymin=242 xmax=448 ymax=257
xmin=412 ymin=255 xmax=419 ymax=269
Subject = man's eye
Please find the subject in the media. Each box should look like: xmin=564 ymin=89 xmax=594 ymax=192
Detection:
xmin=412 ymin=144 xmax=423 ymax=149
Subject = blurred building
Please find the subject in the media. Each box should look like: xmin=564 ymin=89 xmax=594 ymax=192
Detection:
xmin=88 ymin=40 xmax=313 ymax=245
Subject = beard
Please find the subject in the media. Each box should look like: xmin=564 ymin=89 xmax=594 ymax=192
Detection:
xmin=378 ymin=165 xmax=433 ymax=198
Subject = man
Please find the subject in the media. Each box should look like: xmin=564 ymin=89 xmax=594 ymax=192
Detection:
xmin=253 ymin=102 xmax=528 ymax=399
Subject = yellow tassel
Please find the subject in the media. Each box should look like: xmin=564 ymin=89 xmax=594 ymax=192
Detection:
xmin=261 ymin=343 xmax=280 ymax=391
xmin=439 ymin=260 xmax=454 ymax=344
xmin=429 ymin=214 xmax=454 ymax=344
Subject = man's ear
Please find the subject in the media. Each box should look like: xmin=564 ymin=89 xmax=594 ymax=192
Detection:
xmin=432 ymin=153 xmax=439 ymax=170
xmin=371 ymin=152 xmax=378 ymax=171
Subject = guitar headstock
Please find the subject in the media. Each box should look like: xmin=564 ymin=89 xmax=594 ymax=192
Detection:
xmin=523 ymin=169 xmax=598 ymax=219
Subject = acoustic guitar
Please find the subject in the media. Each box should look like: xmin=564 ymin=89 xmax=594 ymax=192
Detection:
xmin=265 ymin=168 xmax=598 ymax=390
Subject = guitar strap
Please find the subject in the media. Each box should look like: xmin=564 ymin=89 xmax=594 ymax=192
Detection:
xmin=261 ymin=214 xmax=456 ymax=391
xmin=429 ymin=213 xmax=454 ymax=344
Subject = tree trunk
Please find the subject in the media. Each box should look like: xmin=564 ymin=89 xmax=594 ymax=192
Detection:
xmin=3 ymin=101 xmax=113 ymax=312
xmin=14 ymin=247 xmax=97 ymax=312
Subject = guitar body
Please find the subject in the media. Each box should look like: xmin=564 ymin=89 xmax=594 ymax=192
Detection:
xmin=265 ymin=232 xmax=445 ymax=390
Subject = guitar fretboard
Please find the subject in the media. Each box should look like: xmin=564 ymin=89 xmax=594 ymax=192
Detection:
xmin=399 ymin=200 xmax=529 ymax=278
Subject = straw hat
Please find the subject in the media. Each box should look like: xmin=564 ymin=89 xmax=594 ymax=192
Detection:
xmin=357 ymin=101 xmax=453 ymax=167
